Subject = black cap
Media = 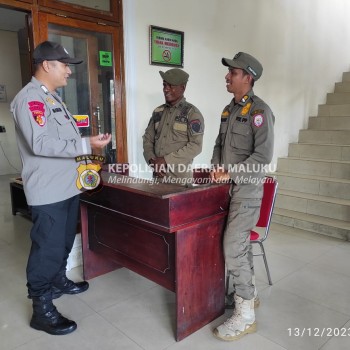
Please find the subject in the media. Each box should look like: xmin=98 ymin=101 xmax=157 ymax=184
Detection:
xmin=33 ymin=41 xmax=83 ymax=64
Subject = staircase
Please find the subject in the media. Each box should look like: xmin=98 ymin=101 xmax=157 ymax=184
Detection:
xmin=272 ymin=72 xmax=350 ymax=241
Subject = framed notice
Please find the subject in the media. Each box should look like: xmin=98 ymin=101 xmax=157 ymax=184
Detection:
xmin=149 ymin=25 xmax=184 ymax=67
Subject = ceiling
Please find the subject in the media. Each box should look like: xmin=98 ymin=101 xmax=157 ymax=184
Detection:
xmin=0 ymin=7 xmax=27 ymax=32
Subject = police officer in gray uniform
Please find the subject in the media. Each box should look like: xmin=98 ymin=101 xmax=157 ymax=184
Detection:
xmin=11 ymin=41 xmax=111 ymax=335
xmin=143 ymin=68 xmax=204 ymax=185
xmin=210 ymin=52 xmax=275 ymax=341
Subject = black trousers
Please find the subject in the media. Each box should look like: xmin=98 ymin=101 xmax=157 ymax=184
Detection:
xmin=26 ymin=195 xmax=80 ymax=297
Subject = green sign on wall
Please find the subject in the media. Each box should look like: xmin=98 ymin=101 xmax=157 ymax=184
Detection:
xmin=150 ymin=26 xmax=184 ymax=67
xmin=99 ymin=51 xmax=112 ymax=67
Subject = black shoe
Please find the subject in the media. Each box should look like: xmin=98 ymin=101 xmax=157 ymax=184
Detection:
xmin=51 ymin=287 xmax=64 ymax=300
xmin=52 ymin=279 xmax=89 ymax=298
xmin=31 ymin=294 xmax=77 ymax=335
xmin=30 ymin=308 xmax=77 ymax=335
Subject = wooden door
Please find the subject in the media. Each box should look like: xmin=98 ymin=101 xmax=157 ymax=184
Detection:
xmin=37 ymin=12 xmax=126 ymax=163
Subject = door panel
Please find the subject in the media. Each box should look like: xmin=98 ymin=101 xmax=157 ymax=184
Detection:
xmin=38 ymin=0 xmax=121 ymax=23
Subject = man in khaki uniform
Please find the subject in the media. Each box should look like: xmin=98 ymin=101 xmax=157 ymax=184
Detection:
xmin=143 ymin=68 xmax=204 ymax=185
xmin=210 ymin=52 xmax=275 ymax=341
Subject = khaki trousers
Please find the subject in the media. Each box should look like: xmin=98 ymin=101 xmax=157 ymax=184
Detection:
xmin=224 ymin=184 xmax=262 ymax=300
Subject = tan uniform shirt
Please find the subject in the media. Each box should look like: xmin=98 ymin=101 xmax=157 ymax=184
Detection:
xmin=143 ymin=97 xmax=204 ymax=181
xmin=211 ymin=89 xmax=275 ymax=198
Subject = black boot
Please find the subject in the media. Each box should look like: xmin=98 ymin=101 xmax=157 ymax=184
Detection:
xmin=30 ymin=293 xmax=77 ymax=335
xmin=52 ymin=272 xmax=89 ymax=299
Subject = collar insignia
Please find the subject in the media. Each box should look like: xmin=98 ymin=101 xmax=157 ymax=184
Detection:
xmin=241 ymin=95 xmax=249 ymax=103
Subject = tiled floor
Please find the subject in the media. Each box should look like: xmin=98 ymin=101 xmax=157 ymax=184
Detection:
xmin=1 ymin=174 xmax=350 ymax=350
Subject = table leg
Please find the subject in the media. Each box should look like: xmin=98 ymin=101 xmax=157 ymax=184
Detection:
xmin=175 ymin=215 xmax=226 ymax=341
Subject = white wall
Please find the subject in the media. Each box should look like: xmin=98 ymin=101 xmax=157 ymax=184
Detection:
xmin=123 ymin=0 xmax=350 ymax=177
xmin=2 ymin=0 xmax=350 ymax=176
xmin=0 ymin=30 xmax=22 ymax=176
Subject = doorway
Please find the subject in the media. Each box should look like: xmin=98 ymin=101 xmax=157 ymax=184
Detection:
xmin=38 ymin=13 xmax=125 ymax=164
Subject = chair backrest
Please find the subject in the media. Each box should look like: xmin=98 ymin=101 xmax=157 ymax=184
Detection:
xmin=256 ymin=176 xmax=278 ymax=231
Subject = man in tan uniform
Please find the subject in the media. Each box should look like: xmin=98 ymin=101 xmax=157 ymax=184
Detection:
xmin=211 ymin=52 xmax=275 ymax=341
xmin=143 ymin=68 xmax=204 ymax=185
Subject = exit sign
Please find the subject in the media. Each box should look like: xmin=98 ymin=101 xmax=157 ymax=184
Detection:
xmin=99 ymin=51 xmax=112 ymax=67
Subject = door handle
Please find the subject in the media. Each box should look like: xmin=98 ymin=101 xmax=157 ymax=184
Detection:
xmin=93 ymin=106 xmax=101 ymax=134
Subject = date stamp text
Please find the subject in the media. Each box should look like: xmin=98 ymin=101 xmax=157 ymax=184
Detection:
xmin=288 ymin=328 xmax=350 ymax=337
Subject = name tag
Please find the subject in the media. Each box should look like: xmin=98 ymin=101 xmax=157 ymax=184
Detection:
xmin=173 ymin=122 xmax=187 ymax=132
xmin=236 ymin=116 xmax=247 ymax=123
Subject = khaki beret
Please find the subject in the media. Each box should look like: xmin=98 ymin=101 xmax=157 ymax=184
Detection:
xmin=159 ymin=68 xmax=189 ymax=85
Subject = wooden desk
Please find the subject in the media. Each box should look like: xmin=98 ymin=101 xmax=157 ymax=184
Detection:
xmin=80 ymin=172 xmax=230 ymax=341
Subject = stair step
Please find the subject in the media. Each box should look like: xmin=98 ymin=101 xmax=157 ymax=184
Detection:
xmin=298 ymin=129 xmax=350 ymax=145
xmin=308 ymin=116 xmax=350 ymax=130
xmin=334 ymin=82 xmax=350 ymax=93
xmin=276 ymin=189 xmax=350 ymax=221
xmin=342 ymin=72 xmax=350 ymax=82
xmin=318 ymin=104 xmax=350 ymax=117
xmin=326 ymin=92 xmax=350 ymax=105
xmin=272 ymin=171 xmax=350 ymax=200
xmin=277 ymin=157 xmax=350 ymax=180
xmin=273 ymin=71 xmax=350 ymax=241
xmin=288 ymin=143 xmax=350 ymax=161
xmin=272 ymin=208 xmax=350 ymax=241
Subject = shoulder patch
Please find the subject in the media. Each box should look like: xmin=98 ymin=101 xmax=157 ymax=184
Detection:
xmin=221 ymin=107 xmax=230 ymax=122
xmin=189 ymin=119 xmax=203 ymax=134
xmin=28 ymin=101 xmax=46 ymax=127
xmin=221 ymin=110 xmax=230 ymax=118
xmin=253 ymin=114 xmax=264 ymax=127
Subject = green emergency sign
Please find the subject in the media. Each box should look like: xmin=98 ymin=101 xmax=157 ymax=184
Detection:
xmin=99 ymin=51 xmax=112 ymax=67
